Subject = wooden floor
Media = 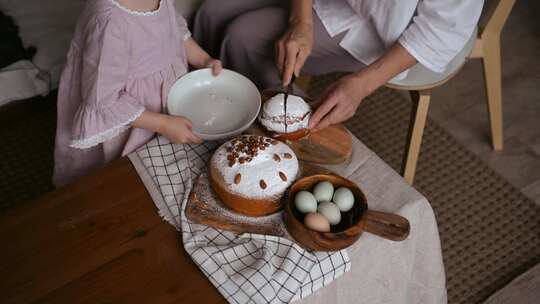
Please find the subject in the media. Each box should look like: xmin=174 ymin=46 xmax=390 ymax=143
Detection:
xmin=424 ymin=0 xmax=540 ymax=206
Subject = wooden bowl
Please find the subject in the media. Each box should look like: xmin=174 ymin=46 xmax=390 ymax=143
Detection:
xmin=284 ymin=174 xmax=410 ymax=251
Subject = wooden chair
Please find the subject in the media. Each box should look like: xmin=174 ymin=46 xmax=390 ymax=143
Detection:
xmin=299 ymin=0 xmax=516 ymax=185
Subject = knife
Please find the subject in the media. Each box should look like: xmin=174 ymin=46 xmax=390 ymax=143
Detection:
xmin=283 ymin=74 xmax=296 ymax=134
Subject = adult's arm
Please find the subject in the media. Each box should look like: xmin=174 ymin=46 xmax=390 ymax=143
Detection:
xmin=275 ymin=0 xmax=314 ymax=86
xmin=398 ymin=0 xmax=484 ymax=73
xmin=309 ymin=43 xmax=416 ymax=131
xmin=310 ymin=0 xmax=484 ymax=130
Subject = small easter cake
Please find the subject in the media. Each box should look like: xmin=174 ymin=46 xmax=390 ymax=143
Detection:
xmin=259 ymin=93 xmax=311 ymax=140
xmin=209 ymin=135 xmax=299 ymax=216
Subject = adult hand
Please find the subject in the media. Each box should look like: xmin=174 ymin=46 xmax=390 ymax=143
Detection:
xmin=160 ymin=115 xmax=203 ymax=144
xmin=308 ymin=74 xmax=370 ymax=132
xmin=275 ymin=22 xmax=313 ymax=86
xmin=203 ymin=58 xmax=222 ymax=76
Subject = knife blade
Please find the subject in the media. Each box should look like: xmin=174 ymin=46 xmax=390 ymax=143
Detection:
xmin=283 ymin=74 xmax=296 ymax=134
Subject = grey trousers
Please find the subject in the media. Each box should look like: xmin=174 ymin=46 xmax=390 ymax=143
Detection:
xmin=192 ymin=0 xmax=365 ymax=89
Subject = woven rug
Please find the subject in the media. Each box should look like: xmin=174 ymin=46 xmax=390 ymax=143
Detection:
xmin=0 ymin=93 xmax=56 ymax=210
xmin=0 ymin=75 xmax=539 ymax=303
xmin=308 ymin=74 xmax=540 ymax=304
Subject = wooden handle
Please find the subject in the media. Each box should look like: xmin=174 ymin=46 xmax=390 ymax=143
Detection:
xmin=362 ymin=210 xmax=410 ymax=241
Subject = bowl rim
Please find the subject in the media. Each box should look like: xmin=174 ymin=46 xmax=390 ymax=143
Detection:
xmin=167 ymin=68 xmax=262 ymax=138
xmin=285 ymin=173 xmax=368 ymax=237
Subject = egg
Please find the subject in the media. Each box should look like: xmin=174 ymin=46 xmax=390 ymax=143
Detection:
xmin=317 ymin=201 xmax=341 ymax=225
xmin=312 ymin=181 xmax=334 ymax=202
xmin=304 ymin=212 xmax=331 ymax=232
xmin=294 ymin=191 xmax=318 ymax=213
xmin=333 ymin=187 xmax=355 ymax=212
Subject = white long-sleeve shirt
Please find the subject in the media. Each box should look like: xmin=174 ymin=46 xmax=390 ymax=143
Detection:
xmin=313 ymin=0 xmax=484 ymax=73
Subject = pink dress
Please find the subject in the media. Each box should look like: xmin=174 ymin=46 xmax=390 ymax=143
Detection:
xmin=53 ymin=0 xmax=190 ymax=187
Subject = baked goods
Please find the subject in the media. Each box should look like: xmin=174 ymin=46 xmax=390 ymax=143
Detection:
xmin=209 ymin=135 xmax=299 ymax=216
xmin=259 ymin=93 xmax=311 ymax=140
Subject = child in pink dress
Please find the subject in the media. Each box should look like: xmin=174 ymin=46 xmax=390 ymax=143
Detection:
xmin=54 ymin=0 xmax=222 ymax=187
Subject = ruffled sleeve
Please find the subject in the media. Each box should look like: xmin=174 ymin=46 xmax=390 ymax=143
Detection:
xmin=70 ymin=16 xmax=145 ymax=149
xmin=398 ymin=0 xmax=483 ymax=72
xmin=176 ymin=14 xmax=192 ymax=41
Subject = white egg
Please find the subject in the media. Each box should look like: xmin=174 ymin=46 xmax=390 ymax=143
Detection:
xmin=333 ymin=187 xmax=355 ymax=212
xmin=294 ymin=191 xmax=317 ymax=213
xmin=304 ymin=212 xmax=331 ymax=232
xmin=317 ymin=201 xmax=341 ymax=225
xmin=312 ymin=181 xmax=334 ymax=202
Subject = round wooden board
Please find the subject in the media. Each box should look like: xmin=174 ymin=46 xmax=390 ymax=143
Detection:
xmin=185 ymin=162 xmax=331 ymax=237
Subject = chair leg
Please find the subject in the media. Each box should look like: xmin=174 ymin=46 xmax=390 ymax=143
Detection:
xmin=402 ymin=90 xmax=431 ymax=185
xmin=481 ymin=36 xmax=504 ymax=150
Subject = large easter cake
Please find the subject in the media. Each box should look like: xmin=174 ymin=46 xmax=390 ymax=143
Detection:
xmin=209 ymin=135 xmax=299 ymax=216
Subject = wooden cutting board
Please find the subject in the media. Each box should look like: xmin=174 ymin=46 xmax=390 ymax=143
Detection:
xmin=252 ymin=89 xmax=353 ymax=165
xmin=185 ymin=162 xmax=331 ymax=236
xmin=246 ymin=123 xmax=352 ymax=165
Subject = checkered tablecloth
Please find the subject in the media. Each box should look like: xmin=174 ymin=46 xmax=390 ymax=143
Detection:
xmin=130 ymin=134 xmax=448 ymax=304
xmin=128 ymin=136 xmax=351 ymax=304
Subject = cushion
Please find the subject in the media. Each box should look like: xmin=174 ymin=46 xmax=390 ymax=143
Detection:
xmin=0 ymin=0 xmax=85 ymax=89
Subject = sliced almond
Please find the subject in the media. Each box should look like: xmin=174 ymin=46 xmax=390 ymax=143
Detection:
xmin=260 ymin=180 xmax=267 ymax=189
xmin=234 ymin=173 xmax=241 ymax=184
xmin=279 ymin=171 xmax=287 ymax=182
xmin=283 ymin=153 xmax=293 ymax=159
xmin=273 ymin=154 xmax=281 ymax=162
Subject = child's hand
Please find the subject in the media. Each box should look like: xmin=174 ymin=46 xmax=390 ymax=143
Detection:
xmin=160 ymin=115 xmax=203 ymax=144
xmin=204 ymin=58 xmax=222 ymax=76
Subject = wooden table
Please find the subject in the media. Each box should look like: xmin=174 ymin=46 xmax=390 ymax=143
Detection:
xmin=0 ymin=158 xmax=225 ymax=304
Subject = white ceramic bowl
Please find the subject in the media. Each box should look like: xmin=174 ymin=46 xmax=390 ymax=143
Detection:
xmin=167 ymin=68 xmax=261 ymax=140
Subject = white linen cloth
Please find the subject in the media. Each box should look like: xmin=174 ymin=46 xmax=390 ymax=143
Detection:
xmin=129 ymin=134 xmax=447 ymax=303
xmin=313 ymin=0 xmax=483 ymax=73
xmin=129 ymin=136 xmax=351 ymax=304
xmin=0 ymin=60 xmax=50 ymax=107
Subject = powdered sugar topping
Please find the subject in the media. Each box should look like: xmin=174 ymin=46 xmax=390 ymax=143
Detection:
xmin=211 ymin=135 xmax=299 ymax=199
xmin=259 ymin=93 xmax=311 ymax=134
